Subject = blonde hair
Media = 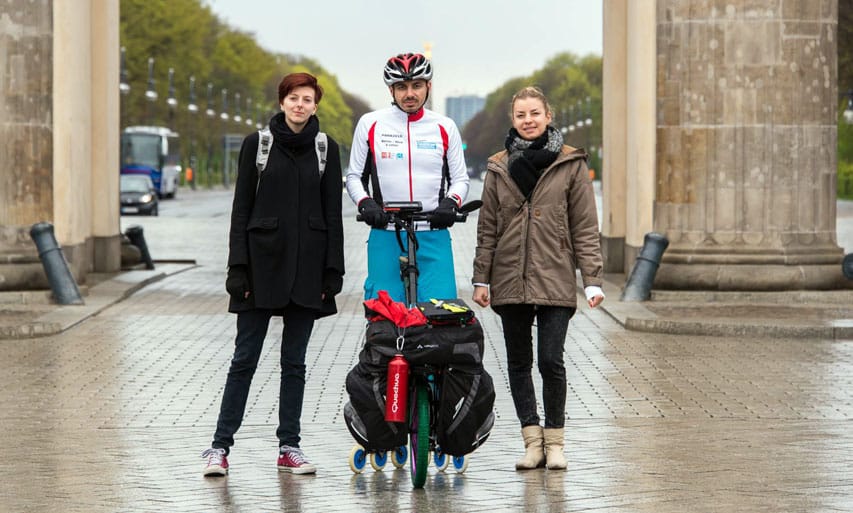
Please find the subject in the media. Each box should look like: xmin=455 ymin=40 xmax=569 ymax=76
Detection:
xmin=509 ymin=86 xmax=552 ymax=118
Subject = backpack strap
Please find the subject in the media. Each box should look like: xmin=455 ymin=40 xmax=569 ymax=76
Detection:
xmin=256 ymin=126 xmax=273 ymax=193
xmin=315 ymin=132 xmax=327 ymax=177
xmin=254 ymin=128 xmax=327 ymax=193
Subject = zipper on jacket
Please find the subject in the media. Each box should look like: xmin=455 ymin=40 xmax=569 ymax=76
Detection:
xmin=521 ymin=202 xmax=532 ymax=301
xmin=406 ymin=119 xmax=414 ymax=200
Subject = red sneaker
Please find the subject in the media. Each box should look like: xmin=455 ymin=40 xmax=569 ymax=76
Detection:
xmin=202 ymin=448 xmax=229 ymax=476
xmin=277 ymin=446 xmax=317 ymax=474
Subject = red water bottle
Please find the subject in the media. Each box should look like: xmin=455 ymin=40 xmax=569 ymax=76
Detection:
xmin=385 ymin=354 xmax=409 ymax=422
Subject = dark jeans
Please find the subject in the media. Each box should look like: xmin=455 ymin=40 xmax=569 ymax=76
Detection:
xmin=493 ymin=304 xmax=575 ymax=429
xmin=212 ymin=305 xmax=315 ymax=453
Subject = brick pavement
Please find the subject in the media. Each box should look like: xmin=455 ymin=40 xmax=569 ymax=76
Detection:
xmin=1 ymin=187 xmax=853 ymax=512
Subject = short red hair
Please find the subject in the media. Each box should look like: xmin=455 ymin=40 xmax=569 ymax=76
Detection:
xmin=277 ymin=72 xmax=323 ymax=104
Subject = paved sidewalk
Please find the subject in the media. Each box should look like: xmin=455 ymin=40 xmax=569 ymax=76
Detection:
xmin=1 ymin=189 xmax=853 ymax=512
xmin=0 ymin=264 xmax=195 ymax=339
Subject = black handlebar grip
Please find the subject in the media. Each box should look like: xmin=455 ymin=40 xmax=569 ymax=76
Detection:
xmin=356 ymin=205 xmax=475 ymax=224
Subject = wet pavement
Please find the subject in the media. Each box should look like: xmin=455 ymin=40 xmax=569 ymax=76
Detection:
xmin=2 ymin=185 xmax=853 ymax=512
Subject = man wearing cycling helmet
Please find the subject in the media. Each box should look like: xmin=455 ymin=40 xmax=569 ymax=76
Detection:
xmin=346 ymin=52 xmax=470 ymax=303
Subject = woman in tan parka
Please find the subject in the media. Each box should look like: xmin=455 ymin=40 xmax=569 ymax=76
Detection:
xmin=472 ymin=86 xmax=605 ymax=471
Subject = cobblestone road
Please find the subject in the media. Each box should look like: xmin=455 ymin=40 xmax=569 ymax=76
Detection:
xmin=1 ymin=185 xmax=853 ymax=512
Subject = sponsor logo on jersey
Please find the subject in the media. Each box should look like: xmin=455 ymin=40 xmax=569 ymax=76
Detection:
xmin=416 ymin=140 xmax=438 ymax=150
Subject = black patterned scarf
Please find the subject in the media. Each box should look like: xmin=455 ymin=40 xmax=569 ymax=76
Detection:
xmin=504 ymin=125 xmax=563 ymax=198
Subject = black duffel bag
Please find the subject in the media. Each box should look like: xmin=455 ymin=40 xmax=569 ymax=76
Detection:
xmin=434 ymin=364 xmax=496 ymax=456
xmin=360 ymin=318 xmax=484 ymax=367
xmin=343 ymin=363 xmax=408 ymax=451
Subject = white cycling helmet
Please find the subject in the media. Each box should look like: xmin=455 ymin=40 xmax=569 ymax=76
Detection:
xmin=383 ymin=53 xmax=433 ymax=86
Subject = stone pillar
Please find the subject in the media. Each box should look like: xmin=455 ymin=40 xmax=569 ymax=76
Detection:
xmin=602 ymin=0 xmax=658 ymax=275
xmin=602 ymin=0 xmax=628 ymax=273
xmin=0 ymin=0 xmax=120 ymax=291
xmin=90 ymin=0 xmax=121 ymax=272
xmin=626 ymin=0 xmax=658 ymax=270
xmin=655 ymin=0 xmax=845 ymax=290
xmin=0 ymin=1 xmax=54 ymax=289
xmin=53 ymin=0 xmax=94 ymax=281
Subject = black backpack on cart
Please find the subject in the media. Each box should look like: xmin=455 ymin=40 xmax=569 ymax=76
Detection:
xmin=343 ymin=298 xmax=495 ymax=456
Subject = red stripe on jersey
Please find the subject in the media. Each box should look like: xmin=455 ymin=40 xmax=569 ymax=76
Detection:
xmin=439 ymin=124 xmax=449 ymax=154
xmin=368 ymin=121 xmax=377 ymax=170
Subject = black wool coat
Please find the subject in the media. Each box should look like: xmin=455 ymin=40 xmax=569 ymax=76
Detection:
xmin=226 ymin=122 xmax=344 ymax=318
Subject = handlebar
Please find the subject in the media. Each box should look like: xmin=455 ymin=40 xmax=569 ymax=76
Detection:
xmin=356 ymin=200 xmax=483 ymax=225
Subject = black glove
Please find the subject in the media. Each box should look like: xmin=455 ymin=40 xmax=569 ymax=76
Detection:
xmin=226 ymin=265 xmax=250 ymax=299
xmin=430 ymin=197 xmax=458 ymax=229
xmin=358 ymin=198 xmax=389 ymax=229
xmin=322 ymin=270 xmax=343 ymax=298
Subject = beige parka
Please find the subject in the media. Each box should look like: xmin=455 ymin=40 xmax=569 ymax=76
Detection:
xmin=472 ymin=145 xmax=603 ymax=307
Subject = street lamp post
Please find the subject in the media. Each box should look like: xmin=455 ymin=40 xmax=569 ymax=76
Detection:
xmin=144 ymin=57 xmax=158 ymax=124
xmin=245 ymin=97 xmax=253 ymax=127
xmin=575 ymin=100 xmax=584 ymax=131
xmin=256 ymin=104 xmax=264 ymax=130
xmin=205 ymin=83 xmax=216 ymax=188
xmin=220 ymin=89 xmax=230 ymax=186
xmin=233 ymin=92 xmax=242 ymax=124
xmin=187 ymin=76 xmax=198 ymax=190
xmin=584 ymin=97 xmax=594 ymax=178
xmin=119 ymin=46 xmax=130 ymax=129
xmin=119 ymin=47 xmax=131 ymax=95
xmin=166 ymin=67 xmax=178 ymax=129
xmin=568 ymin=104 xmax=576 ymax=136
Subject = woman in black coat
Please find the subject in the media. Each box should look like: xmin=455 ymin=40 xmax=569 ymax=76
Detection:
xmin=202 ymin=72 xmax=344 ymax=476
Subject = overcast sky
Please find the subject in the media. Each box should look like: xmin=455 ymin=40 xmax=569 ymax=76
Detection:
xmin=203 ymin=0 xmax=603 ymax=114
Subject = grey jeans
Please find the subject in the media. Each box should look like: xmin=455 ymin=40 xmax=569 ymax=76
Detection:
xmin=493 ymin=304 xmax=575 ymax=429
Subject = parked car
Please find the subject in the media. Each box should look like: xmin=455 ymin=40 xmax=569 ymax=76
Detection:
xmin=120 ymin=174 xmax=159 ymax=216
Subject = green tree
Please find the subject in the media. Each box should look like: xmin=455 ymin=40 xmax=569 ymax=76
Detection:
xmin=838 ymin=1 xmax=853 ymax=197
xmin=462 ymin=52 xmax=602 ymax=174
xmin=120 ymin=0 xmax=356 ymax=186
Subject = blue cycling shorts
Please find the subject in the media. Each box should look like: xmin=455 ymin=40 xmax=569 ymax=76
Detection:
xmin=364 ymin=228 xmax=457 ymax=303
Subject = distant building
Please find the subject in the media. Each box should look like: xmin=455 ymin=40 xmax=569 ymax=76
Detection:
xmin=445 ymin=95 xmax=485 ymax=130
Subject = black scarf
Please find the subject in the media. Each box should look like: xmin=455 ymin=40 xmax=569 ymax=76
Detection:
xmin=504 ymin=125 xmax=563 ymax=198
xmin=269 ymin=112 xmax=320 ymax=152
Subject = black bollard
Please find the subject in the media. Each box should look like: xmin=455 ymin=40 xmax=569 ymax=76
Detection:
xmin=124 ymin=225 xmax=155 ymax=270
xmin=620 ymin=232 xmax=669 ymax=301
xmin=843 ymin=254 xmax=853 ymax=280
xmin=29 ymin=222 xmax=84 ymax=305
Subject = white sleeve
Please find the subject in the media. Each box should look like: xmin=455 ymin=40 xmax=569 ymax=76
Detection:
xmin=584 ymin=286 xmax=605 ymax=301
xmin=346 ymin=115 xmax=370 ymax=205
xmin=444 ymin=121 xmax=469 ymax=206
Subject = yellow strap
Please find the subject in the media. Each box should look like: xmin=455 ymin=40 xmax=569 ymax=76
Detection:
xmin=429 ymin=298 xmax=468 ymax=313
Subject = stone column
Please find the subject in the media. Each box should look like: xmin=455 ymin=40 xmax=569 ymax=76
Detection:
xmin=602 ymin=0 xmax=658 ymax=274
xmin=602 ymin=0 xmax=628 ymax=273
xmin=0 ymin=2 xmax=55 ymax=289
xmin=626 ymin=0 xmax=658 ymax=269
xmin=0 ymin=0 xmax=120 ymax=291
xmin=53 ymin=0 xmax=94 ymax=280
xmin=655 ymin=0 xmax=845 ymax=290
xmin=90 ymin=0 xmax=121 ymax=272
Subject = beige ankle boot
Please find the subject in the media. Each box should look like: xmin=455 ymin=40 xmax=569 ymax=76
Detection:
xmin=515 ymin=425 xmax=545 ymax=470
xmin=543 ymin=427 xmax=567 ymax=470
